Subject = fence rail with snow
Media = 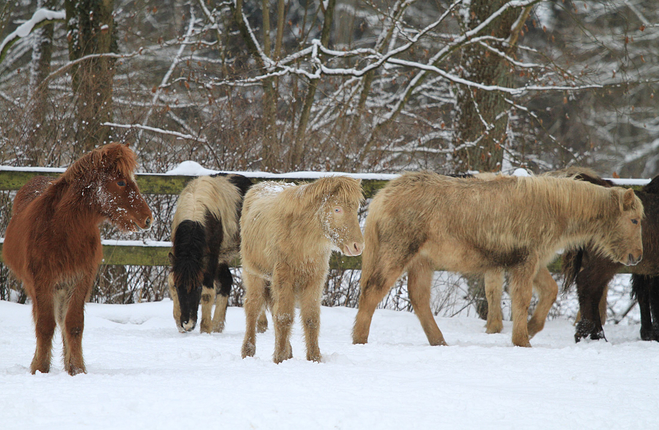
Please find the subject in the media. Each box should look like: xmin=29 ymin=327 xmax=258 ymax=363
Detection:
xmin=0 ymin=166 xmax=647 ymax=269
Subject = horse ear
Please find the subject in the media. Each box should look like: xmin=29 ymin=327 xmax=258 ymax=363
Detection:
xmin=621 ymin=188 xmax=637 ymax=211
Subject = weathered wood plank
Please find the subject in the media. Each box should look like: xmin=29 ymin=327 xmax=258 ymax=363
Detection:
xmin=0 ymin=171 xmax=389 ymax=198
xmin=0 ymin=170 xmax=644 ymax=272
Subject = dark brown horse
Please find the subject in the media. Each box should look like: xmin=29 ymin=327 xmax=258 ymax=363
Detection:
xmin=563 ymin=173 xmax=659 ymax=342
xmin=3 ymin=143 xmax=153 ymax=375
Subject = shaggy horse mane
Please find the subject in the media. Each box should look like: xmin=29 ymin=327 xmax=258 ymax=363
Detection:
xmin=60 ymin=143 xmax=138 ymax=184
xmin=295 ymin=176 xmax=363 ymax=205
xmin=512 ymin=175 xmax=642 ymax=220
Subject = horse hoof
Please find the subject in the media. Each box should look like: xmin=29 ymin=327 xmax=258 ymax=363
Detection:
xmin=241 ymin=342 xmax=256 ymax=359
xmin=640 ymin=328 xmax=654 ymax=341
xmin=486 ymin=322 xmax=503 ymax=334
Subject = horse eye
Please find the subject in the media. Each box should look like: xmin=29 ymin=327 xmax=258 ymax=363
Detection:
xmin=632 ymin=219 xmax=638 ymax=225
xmin=117 ymin=180 xmax=126 ymax=187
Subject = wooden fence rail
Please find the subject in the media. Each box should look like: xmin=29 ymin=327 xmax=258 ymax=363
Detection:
xmin=0 ymin=168 xmax=645 ymax=271
xmin=0 ymin=168 xmax=391 ymax=268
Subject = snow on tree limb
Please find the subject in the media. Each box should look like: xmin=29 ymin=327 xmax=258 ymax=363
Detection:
xmin=104 ymin=122 xmax=207 ymax=143
xmin=0 ymin=9 xmax=65 ymax=64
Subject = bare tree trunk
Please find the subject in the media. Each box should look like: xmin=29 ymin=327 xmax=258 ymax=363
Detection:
xmin=290 ymin=0 xmax=336 ymax=170
xmin=455 ymin=1 xmax=531 ymax=319
xmin=231 ymin=0 xmax=280 ymax=171
xmin=453 ymin=0 xmax=530 ymax=173
xmin=26 ymin=0 xmax=57 ymax=166
xmin=65 ymin=0 xmax=116 ymax=156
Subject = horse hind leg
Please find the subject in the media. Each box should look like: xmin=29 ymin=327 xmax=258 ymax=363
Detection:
xmin=241 ymin=273 xmax=267 ymax=359
xmin=648 ymin=277 xmax=659 ymax=341
xmin=407 ymin=256 xmax=447 ymax=346
xmin=527 ymin=267 xmax=558 ymax=339
xmin=30 ymin=283 xmax=56 ymax=374
xmin=635 ymin=275 xmax=654 ymax=341
xmin=484 ymin=270 xmax=505 ymax=334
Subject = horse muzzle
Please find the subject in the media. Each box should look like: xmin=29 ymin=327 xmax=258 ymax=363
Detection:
xmin=133 ymin=216 xmax=154 ymax=232
xmin=343 ymin=241 xmax=365 ymax=257
xmin=626 ymin=252 xmax=643 ymax=266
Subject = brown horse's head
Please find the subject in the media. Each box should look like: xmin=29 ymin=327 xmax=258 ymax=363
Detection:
xmin=598 ymin=187 xmax=644 ymax=266
xmin=317 ymin=177 xmax=365 ymax=256
xmin=64 ymin=142 xmax=154 ymax=231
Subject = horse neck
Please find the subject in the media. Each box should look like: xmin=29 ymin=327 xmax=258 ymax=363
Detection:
xmin=556 ymin=183 xmax=613 ymax=246
xmin=54 ymin=181 xmax=106 ymax=230
xmin=284 ymin=198 xmax=334 ymax=256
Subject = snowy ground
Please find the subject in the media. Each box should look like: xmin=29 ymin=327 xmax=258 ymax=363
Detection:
xmin=1 ymin=299 xmax=658 ymax=430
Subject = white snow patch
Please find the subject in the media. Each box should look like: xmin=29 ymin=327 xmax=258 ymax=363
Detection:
xmin=1 ymin=299 xmax=657 ymax=429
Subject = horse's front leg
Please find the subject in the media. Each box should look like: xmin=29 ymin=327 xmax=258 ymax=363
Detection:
xmin=29 ymin=281 xmax=56 ymax=374
xmin=63 ymin=275 xmax=93 ymax=375
xmin=210 ymin=264 xmax=232 ymax=333
xmin=299 ymin=271 xmax=326 ymax=362
xmin=200 ymin=260 xmax=219 ymax=334
xmin=484 ymin=269 xmax=505 ymax=334
xmin=407 ymin=256 xmax=447 ymax=346
xmin=353 ymin=256 xmax=406 ymax=345
xmin=199 ymin=285 xmax=216 ymax=334
xmin=271 ymin=266 xmax=294 ymax=364
xmin=167 ymin=273 xmax=184 ymax=333
xmin=508 ymin=256 xmax=539 ymax=347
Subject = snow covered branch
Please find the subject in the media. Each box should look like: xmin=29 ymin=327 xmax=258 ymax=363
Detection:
xmin=0 ymin=8 xmax=65 ymax=64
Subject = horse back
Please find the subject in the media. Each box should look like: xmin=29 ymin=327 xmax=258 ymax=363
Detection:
xmin=12 ymin=176 xmax=53 ymax=216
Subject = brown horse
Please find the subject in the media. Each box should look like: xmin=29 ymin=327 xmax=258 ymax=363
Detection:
xmin=3 ymin=143 xmax=153 ymax=375
xmin=353 ymin=171 xmax=643 ymax=348
xmin=240 ymin=177 xmax=364 ymax=363
xmin=562 ymin=172 xmax=659 ymax=341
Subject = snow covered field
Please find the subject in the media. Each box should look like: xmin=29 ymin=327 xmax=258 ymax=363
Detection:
xmin=1 ymin=299 xmax=658 ymax=430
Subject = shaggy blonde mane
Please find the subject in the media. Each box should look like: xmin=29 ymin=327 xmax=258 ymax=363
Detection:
xmin=294 ymin=176 xmax=363 ymax=206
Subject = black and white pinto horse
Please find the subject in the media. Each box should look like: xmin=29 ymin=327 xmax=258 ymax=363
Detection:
xmin=168 ymin=173 xmax=252 ymax=333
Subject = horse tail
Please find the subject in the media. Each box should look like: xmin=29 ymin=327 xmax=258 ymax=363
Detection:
xmin=561 ymin=248 xmax=584 ymax=293
xmin=360 ymin=215 xmax=382 ymax=292
xmin=172 ymin=220 xmax=206 ymax=292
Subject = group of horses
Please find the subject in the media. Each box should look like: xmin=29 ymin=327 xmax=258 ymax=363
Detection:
xmin=3 ymin=142 xmax=656 ymax=375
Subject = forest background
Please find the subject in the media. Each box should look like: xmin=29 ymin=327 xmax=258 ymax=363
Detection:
xmin=0 ymin=0 xmax=657 ymax=317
